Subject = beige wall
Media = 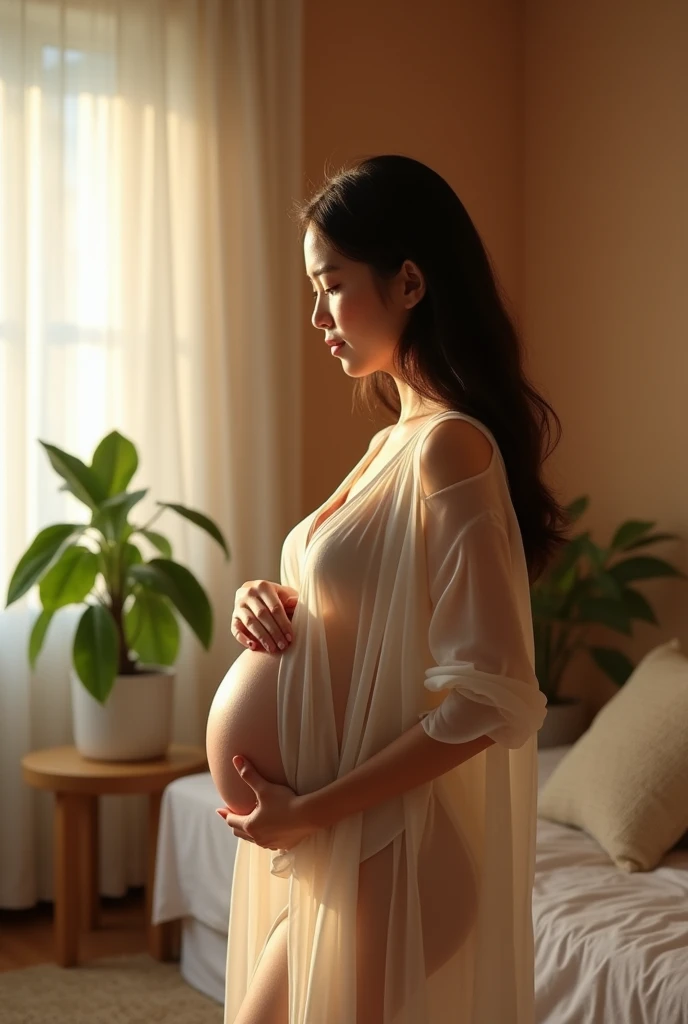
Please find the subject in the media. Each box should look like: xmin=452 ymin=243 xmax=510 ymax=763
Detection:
xmin=524 ymin=0 xmax=688 ymax=711
xmin=301 ymin=0 xmax=523 ymax=506
xmin=300 ymin=0 xmax=688 ymax=713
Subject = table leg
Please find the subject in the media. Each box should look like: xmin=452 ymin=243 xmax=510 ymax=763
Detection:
xmin=146 ymin=790 xmax=178 ymax=960
xmin=150 ymin=916 xmax=181 ymax=961
xmin=80 ymin=795 xmax=99 ymax=932
xmin=54 ymin=791 xmax=80 ymax=967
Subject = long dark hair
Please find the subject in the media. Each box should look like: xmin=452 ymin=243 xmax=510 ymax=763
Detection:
xmin=294 ymin=154 xmax=570 ymax=583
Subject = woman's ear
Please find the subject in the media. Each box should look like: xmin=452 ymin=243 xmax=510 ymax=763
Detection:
xmin=401 ymin=259 xmax=425 ymax=309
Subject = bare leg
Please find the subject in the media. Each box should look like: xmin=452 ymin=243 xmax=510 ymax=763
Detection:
xmin=231 ymin=797 xmax=477 ymax=1024
xmin=418 ymin=795 xmax=478 ymax=977
xmin=356 ymin=796 xmax=478 ymax=1023
xmin=232 ymin=914 xmax=289 ymax=1024
xmin=231 ymin=844 xmax=396 ymax=1024
xmin=356 ymin=841 xmax=394 ymax=1024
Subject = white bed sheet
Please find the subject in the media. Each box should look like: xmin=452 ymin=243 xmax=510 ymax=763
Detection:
xmin=154 ymin=753 xmax=688 ymax=1023
xmin=152 ymin=770 xmax=236 ymax=934
xmin=180 ymin=916 xmax=228 ymax=1006
xmin=534 ymin=747 xmax=688 ymax=1024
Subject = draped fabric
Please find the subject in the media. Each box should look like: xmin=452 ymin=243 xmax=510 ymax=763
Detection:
xmin=224 ymin=410 xmax=548 ymax=1023
xmin=0 ymin=0 xmax=302 ymax=908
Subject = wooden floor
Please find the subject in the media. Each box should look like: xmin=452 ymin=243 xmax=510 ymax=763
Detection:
xmin=0 ymin=888 xmax=149 ymax=971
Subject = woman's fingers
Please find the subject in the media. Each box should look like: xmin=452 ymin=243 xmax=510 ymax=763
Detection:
xmin=216 ymin=807 xmax=255 ymax=842
xmin=245 ymin=592 xmax=294 ymax=652
xmin=231 ymin=617 xmax=259 ymax=651
xmin=255 ymin=584 xmax=297 ymax=647
xmin=233 ymin=829 xmax=255 ymax=843
xmin=231 ymin=582 xmax=297 ymax=652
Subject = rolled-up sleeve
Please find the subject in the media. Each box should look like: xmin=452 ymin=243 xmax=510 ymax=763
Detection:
xmin=419 ymin=498 xmax=548 ymax=749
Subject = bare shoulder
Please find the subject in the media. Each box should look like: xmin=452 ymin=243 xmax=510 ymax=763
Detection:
xmin=367 ymin=424 xmax=393 ymax=451
xmin=419 ymin=417 xmax=495 ymax=496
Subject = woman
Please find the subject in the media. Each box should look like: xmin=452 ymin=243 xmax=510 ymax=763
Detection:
xmin=216 ymin=154 xmax=568 ymax=1023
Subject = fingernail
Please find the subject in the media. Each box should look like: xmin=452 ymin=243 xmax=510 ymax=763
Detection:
xmin=286 ymin=633 xmax=292 ymax=643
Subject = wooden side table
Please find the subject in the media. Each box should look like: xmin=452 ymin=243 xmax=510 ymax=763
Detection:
xmin=21 ymin=743 xmax=208 ymax=967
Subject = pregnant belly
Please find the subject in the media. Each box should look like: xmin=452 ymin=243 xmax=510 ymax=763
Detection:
xmin=206 ymin=648 xmax=287 ymax=815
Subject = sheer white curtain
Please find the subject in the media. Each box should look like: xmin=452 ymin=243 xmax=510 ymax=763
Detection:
xmin=0 ymin=0 xmax=303 ymax=908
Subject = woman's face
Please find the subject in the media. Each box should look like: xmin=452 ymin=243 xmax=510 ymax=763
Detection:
xmin=303 ymin=224 xmax=424 ymax=378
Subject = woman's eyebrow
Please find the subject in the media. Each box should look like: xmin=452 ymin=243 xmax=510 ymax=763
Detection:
xmin=306 ymin=262 xmax=341 ymax=281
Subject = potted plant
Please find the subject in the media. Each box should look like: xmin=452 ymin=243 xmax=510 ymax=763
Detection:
xmin=5 ymin=430 xmax=230 ymax=761
xmin=531 ymin=495 xmax=686 ymax=748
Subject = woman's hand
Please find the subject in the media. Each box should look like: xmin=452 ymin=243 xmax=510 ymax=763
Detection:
xmin=216 ymin=756 xmax=316 ymax=851
xmin=231 ymin=581 xmax=299 ymax=654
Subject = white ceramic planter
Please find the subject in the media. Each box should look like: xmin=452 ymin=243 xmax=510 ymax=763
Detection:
xmin=537 ymin=697 xmax=588 ymax=749
xmin=70 ymin=667 xmax=175 ymax=762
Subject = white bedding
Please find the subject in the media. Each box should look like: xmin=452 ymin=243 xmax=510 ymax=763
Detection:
xmin=180 ymin=916 xmax=228 ymax=1005
xmin=153 ymin=770 xmax=236 ymax=934
xmin=153 ymin=748 xmax=688 ymax=1022
xmin=533 ymin=749 xmax=688 ymax=1023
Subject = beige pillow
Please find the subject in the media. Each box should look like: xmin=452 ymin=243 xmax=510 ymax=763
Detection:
xmin=538 ymin=638 xmax=688 ymax=872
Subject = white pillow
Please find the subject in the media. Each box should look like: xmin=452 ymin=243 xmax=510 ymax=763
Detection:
xmin=538 ymin=638 xmax=688 ymax=872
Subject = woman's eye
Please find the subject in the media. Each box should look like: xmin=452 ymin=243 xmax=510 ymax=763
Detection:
xmin=312 ymin=286 xmax=340 ymax=298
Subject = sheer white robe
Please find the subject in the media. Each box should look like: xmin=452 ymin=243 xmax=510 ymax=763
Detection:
xmin=223 ymin=410 xmax=548 ymax=1023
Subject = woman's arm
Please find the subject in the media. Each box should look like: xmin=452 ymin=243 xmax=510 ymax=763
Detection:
xmin=219 ymin=723 xmax=492 ymax=852
xmin=300 ymin=418 xmax=544 ymax=831
xmin=299 ymin=722 xmax=494 ymax=831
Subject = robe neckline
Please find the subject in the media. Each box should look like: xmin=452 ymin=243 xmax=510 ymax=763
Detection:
xmin=303 ymin=410 xmax=454 ymax=558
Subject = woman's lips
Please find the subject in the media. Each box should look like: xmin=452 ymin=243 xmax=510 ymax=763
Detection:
xmin=330 ymin=342 xmax=345 ymax=356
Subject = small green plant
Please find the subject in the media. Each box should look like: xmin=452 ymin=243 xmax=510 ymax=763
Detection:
xmin=531 ymin=496 xmax=686 ymax=704
xmin=5 ymin=430 xmax=230 ymax=704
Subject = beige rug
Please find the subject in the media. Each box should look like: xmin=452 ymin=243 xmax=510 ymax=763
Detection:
xmin=0 ymin=953 xmax=223 ymax=1023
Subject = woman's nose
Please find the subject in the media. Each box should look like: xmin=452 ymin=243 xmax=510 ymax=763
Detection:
xmin=311 ymin=296 xmax=333 ymax=331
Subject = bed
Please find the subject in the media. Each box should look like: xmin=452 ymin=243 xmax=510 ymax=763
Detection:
xmin=152 ymin=745 xmax=688 ymax=1020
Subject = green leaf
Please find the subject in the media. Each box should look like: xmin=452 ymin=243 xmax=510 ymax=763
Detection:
xmin=588 ymin=645 xmax=635 ymax=686
xmin=122 ymin=541 xmax=143 ymax=572
xmin=156 ymin=503 xmax=230 ymax=560
xmin=565 ymin=495 xmax=589 ymax=523
xmin=553 ymin=562 xmax=578 ymax=594
xmin=91 ymin=431 xmax=139 ymax=497
xmin=97 ymin=548 xmax=109 ymax=579
xmin=580 ymin=535 xmax=608 ymax=573
xmin=609 ymin=555 xmax=687 ymax=584
xmin=556 ymin=574 xmax=593 ymax=620
xmin=549 ymin=532 xmax=590 ymax=586
xmin=118 ymin=542 xmax=143 ymax=599
xmin=576 ymin=596 xmax=633 ymax=635
xmin=39 ymin=546 xmax=99 ymax=612
xmin=39 ymin=441 xmax=107 ymax=511
xmin=73 ymin=604 xmax=119 ymax=703
xmin=29 ymin=609 xmax=54 ymax=669
xmin=100 ymin=488 xmax=148 ymax=515
xmin=610 ymin=519 xmax=655 ymax=551
xmin=530 ymin=588 xmax=554 ymax=620
xmin=532 ymin=570 xmax=584 ymax=620
xmin=128 ymin=558 xmax=213 ymax=649
xmin=623 ymin=531 xmax=680 ymax=551
xmin=124 ymin=593 xmax=180 ymax=666
xmin=139 ymin=529 xmax=173 ymax=559
xmin=6 ymin=523 xmax=81 ymax=605
xmin=620 ymin=586 xmax=658 ymax=624
xmin=594 ymin=571 xmax=623 ymax=600
xmin=91 ymin=489 xmax=148 ymax=543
